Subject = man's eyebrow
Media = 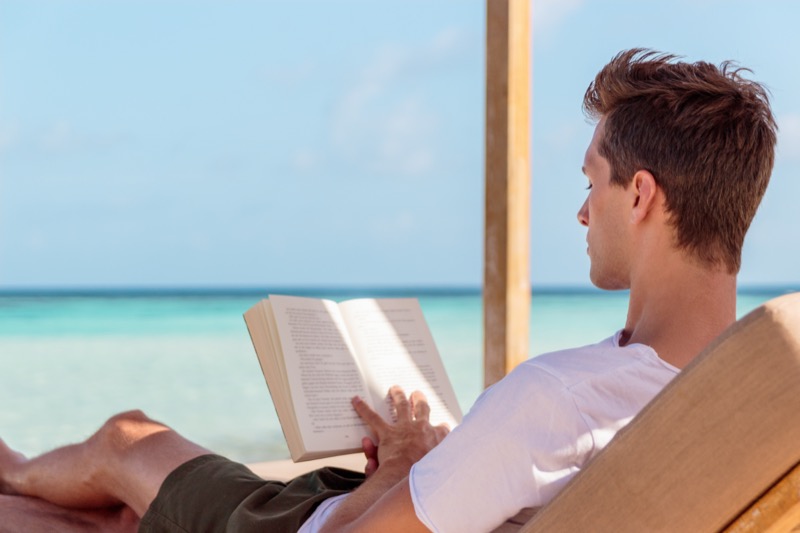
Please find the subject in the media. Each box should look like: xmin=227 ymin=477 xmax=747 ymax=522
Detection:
xmin=581 ymin=166 xmax=587 ymax=176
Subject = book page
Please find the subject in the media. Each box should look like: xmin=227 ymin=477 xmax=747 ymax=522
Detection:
xmin=340 ymin=298 xmax=463 ymax=430
xmin=244 ymin=301 xmax=301 ymax=452
xmin=269 ymin=295 xmax=371 ymax=455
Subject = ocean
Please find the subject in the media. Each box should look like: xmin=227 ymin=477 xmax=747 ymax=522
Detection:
xmin=0 ymin=287 xmax=793 ymax=463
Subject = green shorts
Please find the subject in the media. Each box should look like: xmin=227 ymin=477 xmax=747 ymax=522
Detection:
xmin=139 ymin=454 xmax=365 ymax=533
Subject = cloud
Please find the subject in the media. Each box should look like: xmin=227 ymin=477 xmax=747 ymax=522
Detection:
xmin=378 ymin=97 xmax=437 ymax=175
xmin=41 ymin=121 xmax=76 ymax=152
xmin=533 ymin=0 xmax=584 ymax=34
xmin=290 ymin=147 xmax=318 ymax=173
xmin=23 ymin=228 xmax=48 ymax=253
xmin=369 ymin=210 xmax=417 ymax=239
xmin=427 ymin=27 xmax=472 ymax=62
xmin=330 ymin=27 xmax=474 ymax=178
xmin=33 ymin=121 xmax=127 ymax=154
xmin=777 ymin=113 xmax=800 ymax=161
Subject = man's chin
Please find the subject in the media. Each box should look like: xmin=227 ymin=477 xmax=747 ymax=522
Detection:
xmin=589 ymin=270 xmax=630 ymax=291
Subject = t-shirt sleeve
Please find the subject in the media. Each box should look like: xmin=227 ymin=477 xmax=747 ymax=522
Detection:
xmin=408 ymin=363 xmax=593 ymax=533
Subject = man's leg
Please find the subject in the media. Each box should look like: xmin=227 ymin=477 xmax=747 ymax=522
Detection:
xmin=0 ymin=494 xmax=139 ymax=533
xmin=0 ymin=410 xmax=210 ymax=517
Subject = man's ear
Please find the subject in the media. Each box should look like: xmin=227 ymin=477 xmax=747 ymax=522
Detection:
xmin=630 ymin=170 xmax=658 ymax=224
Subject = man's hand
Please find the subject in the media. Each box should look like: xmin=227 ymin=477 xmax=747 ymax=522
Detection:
xmin=321 ymin=387 xmax=447 ymax=533
xmin=352 ymin=386 xmax=450 ymax=476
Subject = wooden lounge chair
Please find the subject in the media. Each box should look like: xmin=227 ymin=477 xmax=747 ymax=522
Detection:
xmin=504 ymin=291 xmax=800 ymax=532
xmin=251 ymin=292 xmax=800 ymax=532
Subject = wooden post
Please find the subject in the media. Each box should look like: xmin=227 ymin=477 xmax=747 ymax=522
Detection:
xmin=484 ymin=0 xmax=531 ymax=388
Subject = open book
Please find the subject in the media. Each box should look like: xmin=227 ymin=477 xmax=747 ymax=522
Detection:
xmin=244 ymin=295 xmax=463 ymax=462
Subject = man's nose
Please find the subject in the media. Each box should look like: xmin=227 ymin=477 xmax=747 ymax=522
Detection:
xmin=577 ymin=199 xmax=589 ymax=227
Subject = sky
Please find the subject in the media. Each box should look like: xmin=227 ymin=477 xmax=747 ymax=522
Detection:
xmin=1 ymin=0 xmax=798 ymax=289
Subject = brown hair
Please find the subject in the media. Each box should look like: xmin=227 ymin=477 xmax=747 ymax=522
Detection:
xmin=583 ymin=48 xmax=777 ymax=273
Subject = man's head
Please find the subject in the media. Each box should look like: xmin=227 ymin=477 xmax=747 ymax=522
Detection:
xmin=581 ymin=48 xmax=777 ymax=276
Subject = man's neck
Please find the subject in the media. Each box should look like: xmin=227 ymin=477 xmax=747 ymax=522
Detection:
xmin=622 ymin=259 xmax=737 ymax=369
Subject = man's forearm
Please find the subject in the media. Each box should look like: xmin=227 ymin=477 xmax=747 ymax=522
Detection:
xmin=319 ymin=459 xmax=411 ymax=533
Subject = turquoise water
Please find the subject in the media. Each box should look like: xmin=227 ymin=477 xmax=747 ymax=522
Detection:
xmin=0 ymin=288 xmax=793 ymax=463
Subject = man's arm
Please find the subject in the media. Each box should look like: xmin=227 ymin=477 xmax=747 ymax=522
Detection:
xmin=320 ymin=386 xmax=448 ymax=533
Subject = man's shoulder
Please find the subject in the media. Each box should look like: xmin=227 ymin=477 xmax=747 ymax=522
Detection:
xmin=517 ymin=332 xmax=668 ymax=389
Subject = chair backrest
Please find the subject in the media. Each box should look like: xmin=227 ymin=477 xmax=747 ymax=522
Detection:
xmin=520 ymin=292 xmax=800 ymax=532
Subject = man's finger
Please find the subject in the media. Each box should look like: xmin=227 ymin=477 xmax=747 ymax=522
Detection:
xmin=352 ymin=396 xmax=387 ymax=431
xmin=388 ymin=386 xmax=412 ymax=420
xmin=361 ymin=436 xmax=379 ymax=478
xmin=410 ymin=390 xmax=431 ymax=421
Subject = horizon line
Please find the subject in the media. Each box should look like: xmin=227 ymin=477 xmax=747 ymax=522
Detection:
xmin=0 ymin=284 xmax=796 ymax=297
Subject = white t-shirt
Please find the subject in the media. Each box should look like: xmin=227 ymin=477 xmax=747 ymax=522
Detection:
xmin=410 ymin=331 xmax=678 ymax=532
xmin=299 ymin=493 xmax=349 ymax=533
xmin=302 ymin=332 xmax=679 ymax=533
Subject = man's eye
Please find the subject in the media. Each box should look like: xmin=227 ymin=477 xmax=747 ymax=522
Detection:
xmin=585 ymin=183 xmax=593 ymax=190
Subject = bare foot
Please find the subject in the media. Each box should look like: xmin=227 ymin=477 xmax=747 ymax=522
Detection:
xmin=0 ymin=439 xmax=27 ymax=495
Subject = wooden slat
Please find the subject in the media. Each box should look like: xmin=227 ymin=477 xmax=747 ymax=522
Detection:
xmin=723 ymin=462 xmax=800 ymax=533
xmin=484 ymin=0 xmax=531 ymax=387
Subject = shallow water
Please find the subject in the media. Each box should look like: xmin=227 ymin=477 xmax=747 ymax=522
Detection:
xmin=0 ymin=287 xmax=791 ymax=462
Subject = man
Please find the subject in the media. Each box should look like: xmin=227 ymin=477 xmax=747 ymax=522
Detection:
xmin=0 ymin=49 xmax=777 ymax=532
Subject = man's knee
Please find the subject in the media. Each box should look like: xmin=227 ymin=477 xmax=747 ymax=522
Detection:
xmin=94 ymin=410 xmax=172 ymax=455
